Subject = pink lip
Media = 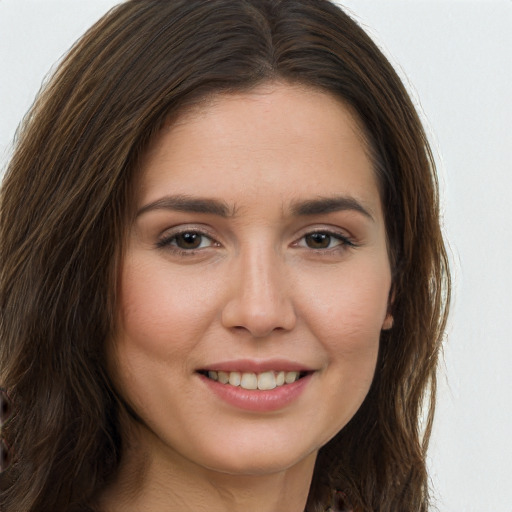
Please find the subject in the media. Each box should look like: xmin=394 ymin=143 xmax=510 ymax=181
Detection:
xmin=198 ymin=371 xmax=314 ymax=413
xmin=199 ymin=358 xmax=314 ymax=373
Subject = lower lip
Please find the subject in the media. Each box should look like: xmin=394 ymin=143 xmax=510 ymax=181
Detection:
xmin=199 ymin=373 xmax=313 ymax=412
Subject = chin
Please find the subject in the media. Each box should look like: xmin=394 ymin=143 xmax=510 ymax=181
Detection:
xmin=177 ymin=424 xmax=335 ymax=478
xmin=201 ymin=447 xmax=317 ymax=477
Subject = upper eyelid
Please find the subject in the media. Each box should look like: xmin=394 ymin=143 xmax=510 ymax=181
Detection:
xmin=294 ymin=225 xmax=355 ymax=240
xmin=159 ymin=224 xmax=217 ymax=238
xmin=156 ymin=226 xmax=220 ymax=249
xmin=299 ymin=227 xmax=348 ymax=236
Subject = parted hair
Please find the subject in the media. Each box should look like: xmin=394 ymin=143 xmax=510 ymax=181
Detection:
xmin=0 ymin=1 xmax=450 ymax=511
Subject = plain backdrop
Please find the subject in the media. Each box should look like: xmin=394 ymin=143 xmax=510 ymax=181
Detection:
xmin=1 ymin=1 xmax=511 ymax=510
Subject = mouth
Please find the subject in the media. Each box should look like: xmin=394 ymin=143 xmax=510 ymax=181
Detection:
xmin=197 ymin=369 xmax=311 ymax=391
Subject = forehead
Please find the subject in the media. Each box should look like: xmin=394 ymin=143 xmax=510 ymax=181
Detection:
xmin=136 ymin=83 xmax=381 ymax=219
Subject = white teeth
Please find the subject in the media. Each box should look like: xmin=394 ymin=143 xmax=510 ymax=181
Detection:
xmin=205 ymin=370 xmax=302 ymax=389
xmin=217 ymin=370 xmax=229 ymax=384
xmin=257 ymin=371 xmax=276 ymax=390
xmin=240 ymin=372 xmax=258 ymax=390
xmin=228 ymin=371 xmax=241 ymax=386
xmin=285 ymin=371 xmax=299 ymax=384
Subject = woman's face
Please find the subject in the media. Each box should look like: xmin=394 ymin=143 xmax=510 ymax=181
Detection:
xmin=110 ymin=83 xmax=392 ymax=477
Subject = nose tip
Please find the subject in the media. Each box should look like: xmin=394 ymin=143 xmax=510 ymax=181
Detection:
xmin=221 ymin=256 xmax=296 ymax=338
xmin=222 ymin=307 xmax=295 ymax=338
xmin=222 ymin=301 xmax=296 ymax=338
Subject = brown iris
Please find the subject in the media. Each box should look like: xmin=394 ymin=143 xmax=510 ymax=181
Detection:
xmin=175 ymin=232 xmax=203 ymax=249
xmin=304 ymin=232 xmax=334 ymax=249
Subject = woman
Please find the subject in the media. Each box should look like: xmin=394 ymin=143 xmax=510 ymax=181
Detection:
xmin=0 ymin=1 xmax=450 ymax=511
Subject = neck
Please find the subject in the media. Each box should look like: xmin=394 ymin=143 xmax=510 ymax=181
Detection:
xmin=97 ymin=424 xmax=317 ymax=512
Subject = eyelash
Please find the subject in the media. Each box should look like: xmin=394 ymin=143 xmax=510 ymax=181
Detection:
xmin=294 ymin=230 xmax=356 ymax=251
xmin=156 ymin=228 xmax=218 ymax=255
xmin=156 ymin=228 xmax=357 ymax=255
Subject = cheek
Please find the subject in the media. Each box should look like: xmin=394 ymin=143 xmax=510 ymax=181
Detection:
xmin=301 ymin=262 xmax=391 ymax=344
xmin=109 ymin=256 xmax=211 ymax=409
xmin=116 ymin=255 xmax=217 ymax=358
xmin=297 ymin=258 xmax=390 ymax=404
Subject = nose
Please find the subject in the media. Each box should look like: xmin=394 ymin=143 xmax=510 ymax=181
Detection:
xmin=221 ymin=248 xmax=296 ymax=338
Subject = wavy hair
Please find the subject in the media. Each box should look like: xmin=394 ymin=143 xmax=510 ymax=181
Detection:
xmin=0 ymin=1 xmax=450 ymax=510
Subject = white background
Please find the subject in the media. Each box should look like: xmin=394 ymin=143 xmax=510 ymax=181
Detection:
xmin=1 ymin=1 xmax=511 ymax=510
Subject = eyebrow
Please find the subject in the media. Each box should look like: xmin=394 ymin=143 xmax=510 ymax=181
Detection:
xmin=290 ymin=196 xmax=374 ymax=221
xmin=136 ymin=195 xmax=233 ymax=218
xmin=136 ymin=194 xmax=374 ymax=221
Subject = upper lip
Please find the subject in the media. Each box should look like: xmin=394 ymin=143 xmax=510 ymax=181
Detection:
xmin=198 ymin=359 xmax=315 ymax=373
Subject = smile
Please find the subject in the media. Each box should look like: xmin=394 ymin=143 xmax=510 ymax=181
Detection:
xmin=201 ymin=370 xmax=306 ymax=390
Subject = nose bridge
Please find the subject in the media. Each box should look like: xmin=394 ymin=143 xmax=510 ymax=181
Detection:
xmin=245 ymin=245 xmax=281 ymax=303
xmin=221 ymin=240 xmax=296 ymax=336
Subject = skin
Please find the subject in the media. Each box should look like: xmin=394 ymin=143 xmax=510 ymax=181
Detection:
xmin=102 ymin=83 xmax=393 ymax=512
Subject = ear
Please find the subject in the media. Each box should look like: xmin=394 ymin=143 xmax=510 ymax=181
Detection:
xmin=381 ymin=312 xmax=394 ymax=330
xmin=381 ymin=284 xmax=395 ymax=331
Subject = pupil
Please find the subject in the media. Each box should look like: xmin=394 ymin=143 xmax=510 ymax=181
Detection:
xmin=306 ymin=233 xmax=330 ymax=248
xmin=177 ymin=233 xmax=201 ymax=249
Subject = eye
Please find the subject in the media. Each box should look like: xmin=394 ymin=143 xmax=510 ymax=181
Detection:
xmin=297 ymin=231 xmax=354 ymax=250
xmin=157 ymin=230 xmax=217 ymax=251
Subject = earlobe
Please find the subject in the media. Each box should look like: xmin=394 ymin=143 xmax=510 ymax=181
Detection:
xmin=382 ymin=284 xmax=395 ymax=330
xmin=382 ymin=313 xmax=394 ymax=330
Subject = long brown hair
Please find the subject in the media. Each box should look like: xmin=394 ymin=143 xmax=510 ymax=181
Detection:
xmin=0 ymin=1 xmax=450 ymax=510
